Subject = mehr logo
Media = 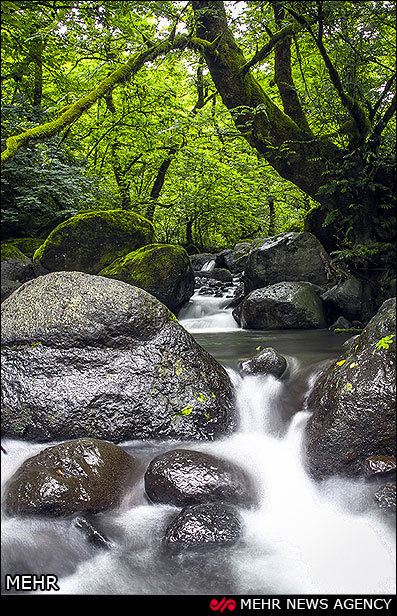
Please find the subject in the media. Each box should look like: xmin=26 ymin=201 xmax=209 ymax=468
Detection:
xmin=210 ymin=597 xmax=237 ymax=612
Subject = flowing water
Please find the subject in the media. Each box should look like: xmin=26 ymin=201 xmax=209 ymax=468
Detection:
xmin=1 ymin=291 xmax=395 ymax=595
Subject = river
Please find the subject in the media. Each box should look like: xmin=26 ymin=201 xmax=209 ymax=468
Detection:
xmin=1 ymin=291 xmax=395 ymax=595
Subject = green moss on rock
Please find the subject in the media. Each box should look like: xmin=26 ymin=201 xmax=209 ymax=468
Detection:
xmin=99 ymin=243 xmax=195 ymax=313
xmin=33 ymin=209 xmax=156 ymax=275
xmin=1 ymin=243 xmax=30 ymax=263
xmin=2 ymin=238 xmax=43 ymax=259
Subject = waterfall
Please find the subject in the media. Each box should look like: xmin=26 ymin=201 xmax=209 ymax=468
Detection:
xmin=1 ymin=291 xmax=395 ymax=596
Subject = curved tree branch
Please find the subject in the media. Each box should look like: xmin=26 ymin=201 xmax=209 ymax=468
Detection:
xmin=0 ymin=34 xmax=212 ymax=168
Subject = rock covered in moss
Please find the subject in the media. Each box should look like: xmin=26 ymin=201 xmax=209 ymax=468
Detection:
xmin=4 ymin=438 xmax=138 ymax=516
xmin=304 ymin=298 xmax=396 ymax=479
xmin=99 ymin=243 xmax=194 ymax=313
xmin=244 ymin=232 xmax=330 ymax=293
xmin=33 ymin=209 xmax=156 ymax=275
xmin=1 ymin=271 xmax=235 ymax=442
xmin=234 ymin=281 xmax=326 ymax=329
xmin=3 ymin=238 xmax=43 ymax=259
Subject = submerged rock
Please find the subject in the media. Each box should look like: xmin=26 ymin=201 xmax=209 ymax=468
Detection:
xmin=234 ymin=281 xmax=326 ymax=329
xmin=244 ymin=232 xmax=330 ymax=293
xmin=144 ymin=449 xmax=256 ymax=508
xmin=240 ymin=347 xmax=287 ymax=378
xmin=5 ymin=438 xmax=138 ymax=516
xmin=99 ymin=243 xmax=194 ymax=313
xmin=162 ymin=503 xmax=242 ymax=551
xmin=33 ymin=209 xmax=156 ymax=276
xmin=304 ymin=298 xmax=396 ymax=480
xmin=1 ymin=271 xmax=235 ymax=442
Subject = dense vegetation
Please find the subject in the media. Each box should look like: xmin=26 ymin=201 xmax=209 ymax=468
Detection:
xmin=1 ymin=1 xmax=395 ymax=283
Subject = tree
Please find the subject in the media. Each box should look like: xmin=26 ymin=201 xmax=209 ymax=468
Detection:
xmin=1 ymin=1 xmax=395 ymax=260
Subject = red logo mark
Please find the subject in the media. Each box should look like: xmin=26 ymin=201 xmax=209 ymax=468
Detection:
xmin=210 ymin=597 xmax=236 ymax=612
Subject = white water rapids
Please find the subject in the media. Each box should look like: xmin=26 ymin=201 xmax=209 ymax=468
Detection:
xmin=1 ymin=291 xmax=395 ymax=595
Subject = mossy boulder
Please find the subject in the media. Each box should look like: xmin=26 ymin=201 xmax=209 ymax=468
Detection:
xmin=4 ymin=438 xmax=139 ymax=517
xmin=2 ymin=238 xmax=43 ymax=259
xmin=1 ymin=271 xmax=235 ymax=442
xmin=304 ymin=298 xmax=396 ymax=479
xmin=99 ymin=243 xmax=194 ymax=313
xmin=33 ymin=209 xmax=156 ymax=276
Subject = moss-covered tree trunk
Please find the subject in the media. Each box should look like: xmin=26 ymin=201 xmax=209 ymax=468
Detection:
xmin=190 ymin=1 xmax=385 ymax=246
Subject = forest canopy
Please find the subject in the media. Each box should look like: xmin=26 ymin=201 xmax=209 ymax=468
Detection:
xmin=1 ymin=0 xmax=395 ymax=274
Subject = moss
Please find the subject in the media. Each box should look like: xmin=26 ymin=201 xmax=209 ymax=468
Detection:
xmin=33 ymin=209 xmax=156 ymax=275
xmin=100 ymin=243 xmax=189 ymax=289
xmin=2 ymin=238 xmax=43 ymax=259
xmin=99 ymin=243 xmax=193 ymax=312
xmin=1 ymin=243 xmax=30 ymax=263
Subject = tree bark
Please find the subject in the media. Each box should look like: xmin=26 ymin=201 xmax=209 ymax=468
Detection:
xmin=191 ymin=1 xmax=344 ymax=210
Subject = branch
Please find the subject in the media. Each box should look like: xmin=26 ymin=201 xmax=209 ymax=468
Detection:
xmin=285 ymin=4 xmax=370 ymax=141
xmin=241 ymin=20 xmax=305 ymax=75
xmin=1 ymin=34 xmax=211 ymax=168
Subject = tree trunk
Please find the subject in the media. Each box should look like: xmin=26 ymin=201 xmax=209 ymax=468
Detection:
xmin=145 ymin=147 xmax=177 ymax=221
xmin=191 ymin=2 xmax=346 ymax=212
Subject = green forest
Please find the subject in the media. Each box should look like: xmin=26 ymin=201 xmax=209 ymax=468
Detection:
xmin=1 ymin=2 xmax=396 ymax=597
xmin=1 ymin=0 xmax=395 ymax=292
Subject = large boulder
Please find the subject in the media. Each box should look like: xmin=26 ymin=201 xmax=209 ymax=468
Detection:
xmin=244 ymin=232 xmax=330 ymax=293
xmin=304 ymin=298 xmax=396 ymax=479
xmin=1 ymin=271 xmax=235 ymax=442
xmin=144 ymin=449 xmax=256 ymax=508
xmin=216 ymin=242 xmax=252 ymax=274
xmin=234 ymin=282 xmax=326 ymax=329
xmin=4 ymin=438 xmax=138 ymax=517
xmin=162 ymin=503 xmax=242 ymax=552
xmin=33 ymin=210 xmax=156 ymax=276
xmin=99 ymin=244 xmax=194 ymax=313
xmin=320 ymin=277 xmax=375 ymax=324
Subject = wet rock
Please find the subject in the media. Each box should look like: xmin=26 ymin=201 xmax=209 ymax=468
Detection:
xmin=305 ymin=298 xmax=396 ymax=479
xmin=162 ymin=503 xmax=242 ymax=551
xmin=329 ymin=316 xmax=353 ymax=331
xmin=5 ymin=438 xmax=138 ymax=517
xmin=197 ymin=268 xmax=233 ymax=283
xmin=216 ymin=242 xmax=251 ymax=274
xmin=244 ymin=232 xmax=330 ymax=293
xmin=1 ymin=271 xmax=235 ymax=442
xmin=363 ymin=456 xmax=396 ymax=480
xmin=74 ymin=516 xmax=113 ymax=549
xmin=190 ymin=253 xmax=217 ymax=271
xmin=1 ymin=243 xmax=36 ymax=301
xmin=144 ymin=449 xmax=256 ymax=508
xmin=373 ymin=483 xmax=396 ymax=513
xmin=240 ymin=347 xmax=287 ymax=378
xmin=234 ymin=282 xmax=326 ymax=329
xmin=320 ymin=277 xmax=375 ymax=323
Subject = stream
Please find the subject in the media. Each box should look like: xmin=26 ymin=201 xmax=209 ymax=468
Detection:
xmin=1 ymin=290 xmax=396 ymax=595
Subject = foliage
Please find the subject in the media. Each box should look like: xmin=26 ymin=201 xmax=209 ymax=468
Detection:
xmin=0 ymin=0 xmax=395 ymax=267
xmin=1 ymin=96 xmax=114 ymax=238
